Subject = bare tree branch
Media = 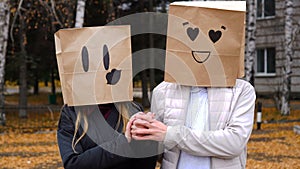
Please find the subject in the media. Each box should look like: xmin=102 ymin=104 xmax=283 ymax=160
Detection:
xmin=10 ymin=0 xmax=24 ymax=44
xmin=38 ymin=0 xmax=63 ymax=28
xmin=50 ymin=0 xmax=63 ymax=27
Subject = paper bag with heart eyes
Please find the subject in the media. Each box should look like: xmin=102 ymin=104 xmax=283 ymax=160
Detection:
xmin=164 ymin=1 xmax=246 ymax=87
xmin=55 ymin=26 xmax=133 ymax=106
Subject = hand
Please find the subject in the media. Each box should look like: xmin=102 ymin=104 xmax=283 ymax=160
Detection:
xmin=131 ymin=115 xmax=167 ymax=142
xmin=125 ymin=112 xmax=154 ymax=142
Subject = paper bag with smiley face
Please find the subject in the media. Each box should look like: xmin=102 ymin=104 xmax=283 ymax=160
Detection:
xmin=55 ymin=26 xmax=132 ymax=106
xmin=164 ymin=1 xmax=246 ymax=87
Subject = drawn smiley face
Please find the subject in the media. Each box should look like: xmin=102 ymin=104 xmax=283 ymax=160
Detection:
xmin=55 ymin=26 xmax=132 ymax=106
xmin=165 ymin=2 xmax=246 ymax=87
xmin=81 ymin=44 xmax=121 ymax=85
xmin=183 ymin=22 xmax=226 ymax=63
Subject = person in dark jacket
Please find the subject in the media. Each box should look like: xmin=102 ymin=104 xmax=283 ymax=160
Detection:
xmin=57 ymin=101 xmax=158 ymax=169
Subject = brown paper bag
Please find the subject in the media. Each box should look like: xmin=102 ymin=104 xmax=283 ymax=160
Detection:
xmin=55 ymin=26 xmax=133 ymax=106
xmin=164 ymin=1 xmax=246 ymax=87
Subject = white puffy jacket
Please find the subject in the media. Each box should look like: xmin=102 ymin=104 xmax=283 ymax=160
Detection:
xmin=151 ymin=79 xmax=256 ymax=169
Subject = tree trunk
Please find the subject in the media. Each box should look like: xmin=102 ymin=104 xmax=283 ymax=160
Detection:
xmin=15 ymin=0 xmax=27 ymax=118
xmin=51 ymin=67 xmax=56 ymax=94
xmin=245 ymin=0 xmax=256 ymax=86
xmin=33 ymin=75 xmax=39 ymax=95
xmin=281 ymin=0 xmax=293 ymax=116
xmin=0 ymin=0 xmax=10 ymax=124
xmin=149 ymin=0 xmax=156 ymax=94
xmin=141 ymin=70 xmax=150 ymax=108
xmin=19 ymin=13 xmax=28 ymax=118
xmin=50 ymin=3 xmax=56 ymax=95
xmin=106 ymin=0 xmax=115 ymax=23
xmin=139 ymin=0 xmax=150 ymax=108
xmin=75 ymin=0 xmax=86 ymax=28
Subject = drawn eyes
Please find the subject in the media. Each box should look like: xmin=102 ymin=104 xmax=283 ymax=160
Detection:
xmin=103 ymin=44 xmax=109 ymax=71
xmin=208 ymin=29 xmax=223 ymax=43
xmin=183 ymin=22 xmax=226 ymax=43
xmin=81 ymin=46 xmax=89 ymax=72
xmin=81 ymin=44 xmax=110 ymax=72
xmin=186 ymin=27 xmax=199 ymax=41
xmin=81 ymin=44 xmax=121 ymax=85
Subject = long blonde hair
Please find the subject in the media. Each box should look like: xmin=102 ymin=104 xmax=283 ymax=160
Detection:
xmin=71 ymin=102 xmax=130 ymax=153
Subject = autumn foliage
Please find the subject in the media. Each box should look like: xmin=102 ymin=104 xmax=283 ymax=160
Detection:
xmin=0 ymin=98 xmax=300 ymax=168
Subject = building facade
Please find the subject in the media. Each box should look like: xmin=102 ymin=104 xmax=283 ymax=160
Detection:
xmin=254 ymin=0 xmax=300 ymax=99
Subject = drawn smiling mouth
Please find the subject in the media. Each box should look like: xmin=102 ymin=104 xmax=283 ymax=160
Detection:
xmin=191 ymin=51 xmax=211 ymax=63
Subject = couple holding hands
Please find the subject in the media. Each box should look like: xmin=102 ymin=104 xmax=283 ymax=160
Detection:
xmin=56 ymin=1 xmax=255 ymax=169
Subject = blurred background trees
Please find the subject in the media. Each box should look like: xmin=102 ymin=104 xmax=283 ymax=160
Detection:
xmin=4 ymin=0 xmax=171 ymax=116
xmin=1 ymin=0 xmax=299 ymax=116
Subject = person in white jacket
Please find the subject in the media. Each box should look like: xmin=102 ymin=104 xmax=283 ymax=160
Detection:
xmin=126 ymin=1 xmax=255 ymax=168
xmin=127 ymin=79 xmax=255 ymax=169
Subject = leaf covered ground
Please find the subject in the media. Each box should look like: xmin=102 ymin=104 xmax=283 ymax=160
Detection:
xmin=0 ymin=96 xmax=300 ymax=169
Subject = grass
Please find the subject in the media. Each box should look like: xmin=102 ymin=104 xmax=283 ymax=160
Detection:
xmin=0 ymin=93 xmax=300 ymax=168
xmin=5 ymin=93 xmax=63 ymax=105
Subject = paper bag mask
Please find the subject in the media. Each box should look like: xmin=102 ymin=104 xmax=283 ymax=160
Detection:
xmin=164 ymin=1 xmax=246 ymax=87
xmin=55 ymin=26 xmax=133 ymax=106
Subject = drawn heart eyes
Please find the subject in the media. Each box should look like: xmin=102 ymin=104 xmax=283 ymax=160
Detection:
xmin=187 ymin=27 xmax=199 ymax=41
xmin=186 ymin=27 xmax=223 ymax=43
xmin=184 ymin=23 xmax=226 ymax=43
xmin=208 ymin=30 xmax=222 ymax=43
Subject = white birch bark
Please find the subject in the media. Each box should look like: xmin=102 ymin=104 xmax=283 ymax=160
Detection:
xmin=75 ymin=0 xmax=86 ymax=28
xmin=281 ymin=0 xmax=293 ymax=115
xmin=0 ymin=0 xmax=10 ymax=123
xmin=245 ymin=0 xmax=256 ymax=85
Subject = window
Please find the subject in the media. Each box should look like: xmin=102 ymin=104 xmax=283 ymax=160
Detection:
xmin=257 ymin=0 xmax=275 ymax=19
xmin=256 ymin=48 xmax=276 ymax=76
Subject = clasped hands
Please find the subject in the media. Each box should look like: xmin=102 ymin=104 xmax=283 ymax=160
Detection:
xmin=125 ymin=112 xmax=167 ymax=143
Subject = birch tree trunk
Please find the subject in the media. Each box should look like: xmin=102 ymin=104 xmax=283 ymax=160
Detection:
xmin=0 ymin=0 xmax=10 ymax=124
xmin=75 ymin=0 xmax=86 ymax=28
xmin=281 ymin=0 xmax=293 ymax=115
xmin=245 ymin=0 xmax=256 ymax=86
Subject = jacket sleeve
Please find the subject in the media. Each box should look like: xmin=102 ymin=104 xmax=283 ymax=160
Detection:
xmin=150 ymin=83 xmax=166 ymax=122
xmin=162 ymin=83 xmax=256 ymax=158
xmin=57 ymin=105 xmax=132 ymax=169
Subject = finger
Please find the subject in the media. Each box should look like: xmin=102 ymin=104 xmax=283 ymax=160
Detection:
xmin=131 ymin=124 xmax=146 ymax=134
xmin=125 ymin=125 xmax=132 ymax=143
xmin=146 ymin=112 xmax=156 ymax=118
xmin=133 ymin=119 xmax=151 ymax=128
xmin=134 ymin=111 xmax=146 ymax=116
xmin=132 ymin=134 xmax=155 ymax=141
xmin=132 ymin=133 xmax=146 ymax=137
xmin=126 ymin=115 xmax=140 ymax=142
xmin=125 ymin=118 xmax=136 ymax=143
xmin=126 ymin=118 xmax=136 ymax=135
xmin=131 ymin=128 xmax=154 ymax=135
xmin=131 ymin=124 xmax=137 ymax=130
xmin=127 ymin=118 xmax=135 ymax=130
xmin=125 ymin=132 xmax=131 ymax=143
xmin=134 ymin=114 xmax=154 ymax=122
xmin=129 ymin=112 xmax=144 ymax=123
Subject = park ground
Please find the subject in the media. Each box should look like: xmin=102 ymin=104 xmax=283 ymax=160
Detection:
xmin=0 ymin=93 xmax=300 ymax=169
